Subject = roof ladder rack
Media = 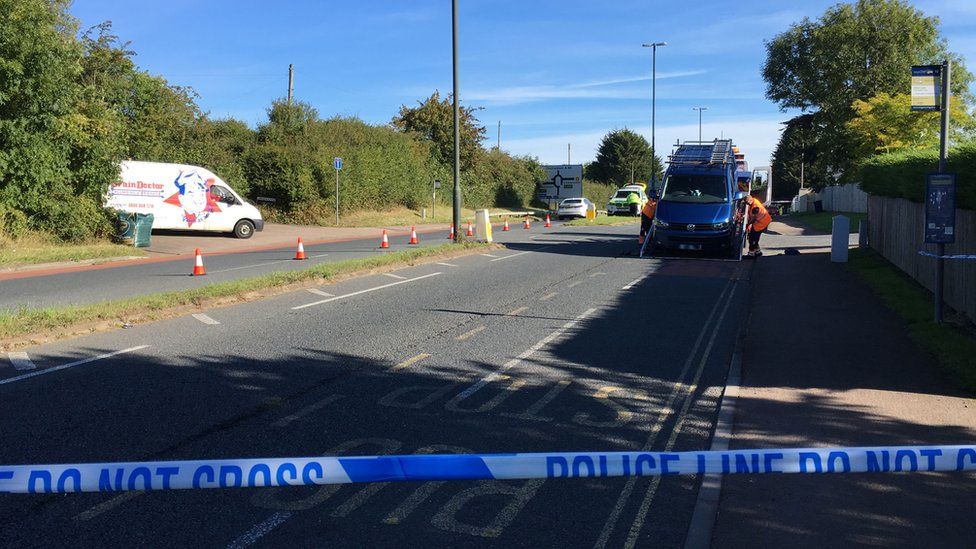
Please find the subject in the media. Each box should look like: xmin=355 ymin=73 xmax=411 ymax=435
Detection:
xmin=710 ymin=139 xmax=732 ymax=164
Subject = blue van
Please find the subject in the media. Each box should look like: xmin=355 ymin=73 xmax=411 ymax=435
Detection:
xmin=650 ymin=140 xmax=747 ymax=257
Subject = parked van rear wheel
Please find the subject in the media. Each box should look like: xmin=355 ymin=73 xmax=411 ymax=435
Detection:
xmin=234 ymin=220 xmax=255 ymax=239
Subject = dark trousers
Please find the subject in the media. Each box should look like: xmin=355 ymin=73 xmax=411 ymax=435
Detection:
xmin=748 ymin=227 xmax=764 ymax=250
xmin=640 ymin=213 xmax=653 ymax=237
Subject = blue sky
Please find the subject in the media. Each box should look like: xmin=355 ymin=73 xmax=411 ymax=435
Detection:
xmin=70 ymin=0 xmax=976 ymax=168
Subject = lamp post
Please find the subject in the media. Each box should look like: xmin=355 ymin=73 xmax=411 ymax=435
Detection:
xmin=692 ymin=106 xmax=708 ymax=141
xmin=451 ymin=0 xmax=461 ymax=242
xmin=642 ymin=42 xmax=667 ymax=188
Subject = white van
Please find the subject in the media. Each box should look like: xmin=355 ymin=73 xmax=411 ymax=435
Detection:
xmin=105 ymin=161 xmax=264 ymax=239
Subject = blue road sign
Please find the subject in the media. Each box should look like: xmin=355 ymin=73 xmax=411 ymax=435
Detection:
xmin=334 ymin=157 xmax=343 ymax=171
xmin=925 ymin=173 xmax=956 ymax=244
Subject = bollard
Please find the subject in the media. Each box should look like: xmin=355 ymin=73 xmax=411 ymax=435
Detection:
xmin=831 ymin=215 xmax=849 ymax=263
xmin=858 ymin=219 xmax=868 ymax=248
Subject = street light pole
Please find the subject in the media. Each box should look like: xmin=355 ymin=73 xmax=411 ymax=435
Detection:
xmin=693 ymin=106 xmax=708 ymax=141
xmin=642 ymin=42 xmax=667 ymax=188
xmin=451 ymin=0 xmax=461 ymax=242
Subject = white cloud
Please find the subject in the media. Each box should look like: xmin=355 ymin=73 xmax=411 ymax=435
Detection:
xmin=466 ymin=70 xmax=707 ymax=105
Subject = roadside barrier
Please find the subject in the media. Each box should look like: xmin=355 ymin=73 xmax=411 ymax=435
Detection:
xmin=191 ymin=248 xmax=206 ymax=276
xmin=294 ymin=238 xmax=307 ymax=260
xmin=917 ymin=251 xmax=976 ymax=260
xmin=3 ymin=445 xmax=973 ymax=494
xmin=380 ymin=230 xmax=390 ymax=249
xmin=409 ymin=227 xmax=419 ymax=245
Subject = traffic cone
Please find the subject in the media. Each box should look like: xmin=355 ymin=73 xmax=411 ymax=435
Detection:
xmin=447 ymin=224 xmax=455 ymax=239
xmin=380 ymin=230 xmax=390 ymax=249
xmin=409 ymin=226 xmax=419 ymax=245
xmin=191 ymin=248 xmax=206 ymax=276
xmin=294 ymin=237 xmax=307 ymax=260
xmin=545 ymin=213 xmax=552 ymax=228
xmin=466 ymin=222 xmax=474 ymax=237
xmin=523 ymin=217 xmax=531 ymax=229
xmin=503 ymin=218 xmax=510 ymax=231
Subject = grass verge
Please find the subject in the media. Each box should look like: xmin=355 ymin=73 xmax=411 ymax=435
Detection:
xmin=789 ymin=211 xmax=867 ymax=234
xmin=0 ymin=236 xmax=143 ymax=269
xmin=0 ymin=241 xmax=493 ymax=351
xmin=847 ymin=248 xmax=976 ymax=392
xmin=562 ymin=214 xmax=639 ymax=227
xmin=263 ymin=205 xmax=544 ymax=228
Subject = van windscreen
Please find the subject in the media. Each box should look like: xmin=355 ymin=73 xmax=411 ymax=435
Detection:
xmin=661 ymin=174 xmax=728 ymax=203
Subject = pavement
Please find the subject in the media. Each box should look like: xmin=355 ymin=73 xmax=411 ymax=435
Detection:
xmin=711 ymin=250 xmax=976 ymax=547
xmin=0 ymin=222 xmax=752 ymax=547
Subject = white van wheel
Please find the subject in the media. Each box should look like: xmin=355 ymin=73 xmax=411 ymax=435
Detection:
xmin=234 ymin=220 xmax=255 ymax=239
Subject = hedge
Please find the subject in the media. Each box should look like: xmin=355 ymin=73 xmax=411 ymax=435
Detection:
xmin=859 ymin=143 xmax=976 ymax=210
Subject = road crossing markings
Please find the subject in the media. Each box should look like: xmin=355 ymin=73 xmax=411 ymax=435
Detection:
xmin=292 ymin=272 xmax=443 ymax=310
xmin=7 ymin=352 xmax=35 ymax=371
xmin=500 ymin=379 xmax=571 ymax=422
xmin=595 ymin=281 xmax=734 ymax=548
xmin=191 ymin=313 xmax=220 ymax=325
xmin=623 ymin=283 xmax=738 ymax=549
xmin=506 ymin=306 xmax=529 ymax=316
xmin=382 ymin=272 xmax=408 ymax=280
xmin=226 ymin=511 xmax=293 ymax=549
xmin=0 ymin=345 xmax=150 ymax=386
xmin=273 ymin=394 xmax=345 ymax=428
xmin=306 ymin=288 xmax=334 ymax=297
xmin=390 ymin=353 xmax=432 ymax=372
xmin=75 ymin=491 xmax=144 ymax=521
xmin=538 ymin=292 xmax=557 ymax=301
xmin=456 ymin=325 xmax=487 ymax=341
xmin=454 ymin=307 xmax=598 ymax=401
xmin=435 ymin=262 xmax=459 ymax=267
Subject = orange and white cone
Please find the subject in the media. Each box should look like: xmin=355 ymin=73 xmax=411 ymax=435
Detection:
xmin=447 ymin=224 xmax=455 ymax=239
xmin=523 ymin=217 xmax=531 ymax=229
xmin=380 ymin=230 xmax=390 ymax=249
xmin=545 ymin=213 xmax=552 ymax=228
xmin=294 ymin=237 xmax=307 ymax=260
xmin=466 ymin=222 xmax=474 ymax=237
xmin=503 ymin=218 xmax=510 ymax=231
xmin=192 ymin=248 xmax=206 ymax=276
xmin=409 ymin=226 xmax=419 ymax=245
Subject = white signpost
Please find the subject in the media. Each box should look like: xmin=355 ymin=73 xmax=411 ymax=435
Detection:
xmin=334 ymin=157 xmax=343 ymax=225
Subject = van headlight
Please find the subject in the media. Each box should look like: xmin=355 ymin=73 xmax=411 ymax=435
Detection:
xmin=713 ymin=220 xmax=729 ymax=230
xmin=653 ymin=219 xmax=670 ymax=229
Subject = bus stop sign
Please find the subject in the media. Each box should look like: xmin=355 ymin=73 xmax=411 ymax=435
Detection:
xmin=925 ymin=173 xmax=955 ymax=244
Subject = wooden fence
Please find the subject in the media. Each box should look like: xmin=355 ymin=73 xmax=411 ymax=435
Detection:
xmin=868 ymin=195 xmax=976 ymax=322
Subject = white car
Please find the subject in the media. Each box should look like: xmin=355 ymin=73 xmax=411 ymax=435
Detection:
xmin=557 ymin=198 xmax=592 ymax=219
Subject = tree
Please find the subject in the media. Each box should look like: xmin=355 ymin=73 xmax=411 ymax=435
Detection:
xmin=846 ymin=92 xmax=975 ymax=156
xmin=391 ymin=91 xmax=485 ymax=169
xmin=771 ymin=114 xmax=824 ymax=198
xmin=762 ymin=0 xmax=973 ymax=179
xmin=586 ymin=129 xmax=662 ymax=187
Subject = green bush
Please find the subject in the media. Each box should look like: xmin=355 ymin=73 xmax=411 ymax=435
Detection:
xmin=860 ymin=142 xmax=976 ymax=209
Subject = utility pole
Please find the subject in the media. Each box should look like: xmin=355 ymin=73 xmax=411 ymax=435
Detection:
xmin=287 ymin=64 xmax=294 ymax=106
xmin=693 ymin=106 xmax=708 ymax=141
xmin=643 ymin=42 xmax=667 ymax=189
xmin=935 ymin=60 xmax=951 ymax=323
xmin=497 ymin=120 xmax=501 ymax=150
xmin=568 ymin=143 xmax=571 ymax=164
xmin=451 ymin=0 xmax=461 ymax=242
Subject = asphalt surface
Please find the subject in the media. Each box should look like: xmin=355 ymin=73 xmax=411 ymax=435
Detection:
xmin=0 ymin=223 xmax=752 ymax=547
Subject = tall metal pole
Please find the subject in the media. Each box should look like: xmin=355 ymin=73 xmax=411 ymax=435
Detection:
xmin=287 ymin=64 xmax=294 ymax=106
xmin=935 ymin=60 xmax=951 ymax=323
xmin=693 ymin=107 xmax=707 ymax=141
xmin=497 ymin=120 xmax=501 ymax=150
xmin=643 ymin=43 xmax=667 ymax=188
xmin=335 ymin=167 xmax=339 ymax=226
xmin=568 ymin=143 xmax=571 ymax=164
xmin=451 ymin=0 xmax=461 ymax=242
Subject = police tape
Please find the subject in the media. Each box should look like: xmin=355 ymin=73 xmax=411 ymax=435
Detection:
xmin=2 ymin=445 xmax=975 ymax=494
xmin=917 ymin=251 xmax=976 ymax=260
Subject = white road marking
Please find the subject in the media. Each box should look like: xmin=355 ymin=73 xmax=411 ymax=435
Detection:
xmin=75 ymin=491 xmax=144 ymax=521
xmin=209 ymin=259 xmax=292 ymax=274
xmin=489 ymin=250 xmax=529 ymax=262
xmin=7 ymin=352 xmax=35 ymax=371
xmin=292 ymin=272 xmax=443 ymax=310
xmin=622 ymin=275 xmax=648 ymax=290
xmin=538 ymin=292 xmax=557 ymax=301
xmin=506 ymin=306 xmax=529 ymax=316
xmin=309 ymin=253 xmax=329 ymax=258
xmin=623 ymin=284 xmax=737 ymax=549
xmin=435 ymin=262 xmax=459 ymax=267
xmin=272 ymin=394 xmax=345 ymax=428
xmin=589 ymin=272 xmax=607 ymax=277
xmin=501 ymin=379 xmax=571 ymax=422
xmin=480 ymin=253 xmax=500 ymax=258
xmin=306 ymin=288 xmax=334 ymax=297
xmin=191 ymin=313 xmax=220 ymax=325
xmin=456 ymin=325 xmax=486 ymax=341
xmin=567 ymin=280 xmax=584 ymax=288
xmin=226 ymin=511 xmax=293 ymax=549
xmin=382 ymin=272 xmax=407 ymax=280
xmin=0 ymin=345 xmax=150 ymax=386
xmin=454 ymin=308 xmax=598 ymax=401
xmin=390 ymin=353 xmax=432 ymax=372
xmin=594 ymin=282 xmax=734 ymax=548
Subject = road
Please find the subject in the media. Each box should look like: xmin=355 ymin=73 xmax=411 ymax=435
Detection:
xmin=0 ymin=223 xmax=752 ymax=547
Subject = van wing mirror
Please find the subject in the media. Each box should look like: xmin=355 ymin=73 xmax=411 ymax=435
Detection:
xmin=733 ymin=191 xmax=748 ymax=201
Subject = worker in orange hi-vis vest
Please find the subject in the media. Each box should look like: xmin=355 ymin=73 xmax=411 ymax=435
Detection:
xmin=745 ymin=195 xmax=771 ymax=256
xmin=637 ymin=189 xmax=659 ymax=246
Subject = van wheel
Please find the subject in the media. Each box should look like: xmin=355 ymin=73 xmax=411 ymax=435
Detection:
xmin=234 ymin=220 xmax=255 ymax=239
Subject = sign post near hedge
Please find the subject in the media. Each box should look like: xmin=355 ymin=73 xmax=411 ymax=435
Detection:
xmin=912 ymin=61 xmax=953 ymax=323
